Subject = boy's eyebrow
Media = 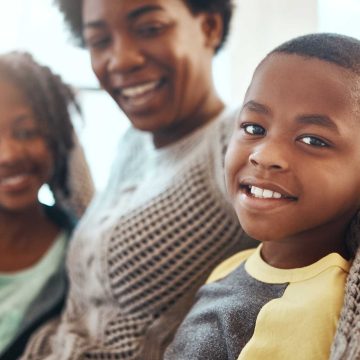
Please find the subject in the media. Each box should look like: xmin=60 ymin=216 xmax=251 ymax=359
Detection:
xmin=242 ymin=101 xmax=271 ymax=115
xmin=242 ymin=101 xmax=339 ymax=132
xmin=295 ymin=115 xmax=339 ymax=132
xmin=83 ymin=5 xmax=163 ymax=30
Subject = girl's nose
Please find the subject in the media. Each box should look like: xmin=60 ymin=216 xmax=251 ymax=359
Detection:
xmin=0 ymin=137 xmax=23 ymax=165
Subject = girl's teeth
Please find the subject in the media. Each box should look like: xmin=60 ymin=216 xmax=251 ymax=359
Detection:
xmin=250 ymin=186 xmax=282 ymax=199
xmin=0 ymin=174 xmax=27 ymax=185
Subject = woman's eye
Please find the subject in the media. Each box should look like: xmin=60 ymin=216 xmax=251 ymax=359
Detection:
xmin=299 ymin=136 xmax=328 ymax=147
xmin=87 ymin=36 xmax=111 ymax=50
xmin=137 ymin=23 xmax=167 ymax=37
xmin=241 ymin=124 xmax=266 ymax=136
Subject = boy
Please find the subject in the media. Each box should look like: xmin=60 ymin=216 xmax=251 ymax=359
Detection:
xmin=164 ymin=33 xmax=360 ymax=360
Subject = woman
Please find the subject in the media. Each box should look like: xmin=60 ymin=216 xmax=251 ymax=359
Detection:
xmin=0 ymin=52 xmax=94 ymax=360
xmin=22 ymin=1 xmax=254 ymax=359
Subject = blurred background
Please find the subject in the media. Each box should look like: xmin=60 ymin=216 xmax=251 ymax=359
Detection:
xmin=0 ymin=0 xmax=359 ymax=194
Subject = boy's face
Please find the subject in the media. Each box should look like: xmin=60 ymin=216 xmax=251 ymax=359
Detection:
xmin=225 ymin=53 xmax=360 ymax=246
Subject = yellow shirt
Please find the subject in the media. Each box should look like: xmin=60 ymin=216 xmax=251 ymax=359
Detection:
xmin=165 ymin=246 xmax=350 ymax=360
xmin=210 ymin=246 xmax=351 ymax=360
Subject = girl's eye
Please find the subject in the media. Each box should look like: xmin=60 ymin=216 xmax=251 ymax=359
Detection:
xmin=13 ymin=128 xmax=41 ymax=140
xmin=241 ymin=124 xmax=266 ymax=136
xmin=299 ymin=136 xmax=328 ymax=147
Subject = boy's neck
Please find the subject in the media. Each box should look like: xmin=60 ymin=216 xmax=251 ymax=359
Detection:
xmin=260 ymin=235 xmax=350 ymax=269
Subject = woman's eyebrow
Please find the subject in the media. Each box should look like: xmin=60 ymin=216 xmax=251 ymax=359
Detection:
xmin=127 ymin=5 xmax=164 ymax=20
xmin=83 ymin=20 xmax=106 ymax=30
xmin=83 ymin=5 xmax=164 ymax=30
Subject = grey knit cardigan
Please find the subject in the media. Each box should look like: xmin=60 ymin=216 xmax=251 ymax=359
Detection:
xmin=330 ymin=213 xmax=360 ymax=359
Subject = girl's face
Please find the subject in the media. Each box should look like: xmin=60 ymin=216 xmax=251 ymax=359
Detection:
xmin=225 ymin=54 xmax=360 ymax=254
xmin=0 ymin=80 xmax=54 ymax=212
xmin=82 ymin=0 xmax=222 ymax=145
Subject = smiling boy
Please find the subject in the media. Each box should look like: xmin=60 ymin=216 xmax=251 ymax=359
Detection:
xmin=164 ymin=33 xmax=360 ymax=360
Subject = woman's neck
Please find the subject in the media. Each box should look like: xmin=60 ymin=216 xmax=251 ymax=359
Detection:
xmin=153 ymin=94 xmax=224 ymax=149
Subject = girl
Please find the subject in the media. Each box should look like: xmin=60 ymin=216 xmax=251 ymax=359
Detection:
xmin=0 ymin=51 xmax=93 ymax=359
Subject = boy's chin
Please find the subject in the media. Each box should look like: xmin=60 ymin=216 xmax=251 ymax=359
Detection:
xmin=240 ymin=223 xmax=285 ymax=243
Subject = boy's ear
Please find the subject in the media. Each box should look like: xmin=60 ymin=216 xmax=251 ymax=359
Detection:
xmin=200 ymin=13 xmax=224 ymax=51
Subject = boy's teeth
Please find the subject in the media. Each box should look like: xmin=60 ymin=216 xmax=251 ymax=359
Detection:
xmin=121 ymin=81 xmax=159 ymax=98
xmin=250 ymin=186 xmax=282 ymax=199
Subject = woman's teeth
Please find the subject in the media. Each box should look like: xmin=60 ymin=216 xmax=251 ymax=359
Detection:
xmin=121 ymin=81 xmax=160 ymax=98
xmin=250 ymin=186 xmax=282 ymax=199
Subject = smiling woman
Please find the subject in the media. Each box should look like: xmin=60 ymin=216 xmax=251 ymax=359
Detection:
xmin=81 ymin=0 xmax=225 ymax=147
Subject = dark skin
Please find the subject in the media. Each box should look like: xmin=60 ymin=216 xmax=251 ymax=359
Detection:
xmin=0 ymin=204 xmax=59 ymax=271
xmin=225 ymin=54 xmax=360 ymax=269
xmin=0 ymin=80 xmax=60 ymax=271
xmin=82 ymin=0 xmax=224 ymax=148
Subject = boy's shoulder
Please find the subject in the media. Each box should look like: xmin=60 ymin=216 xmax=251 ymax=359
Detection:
xmin=206 ymin=248 xmax=257 ymax=284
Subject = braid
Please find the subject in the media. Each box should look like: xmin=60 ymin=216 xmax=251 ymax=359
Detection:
xmin=0 ymin=51 xmax=81 ymax=195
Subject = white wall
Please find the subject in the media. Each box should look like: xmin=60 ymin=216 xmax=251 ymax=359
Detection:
xmin=215 ymin=0 xmax=318 ymax=106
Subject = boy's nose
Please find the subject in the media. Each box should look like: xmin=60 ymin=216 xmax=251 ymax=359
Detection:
xmin=248 ymin=142 xmax=289 ymax=171
xmin=107 ymin=35 xmax=146 ymax=74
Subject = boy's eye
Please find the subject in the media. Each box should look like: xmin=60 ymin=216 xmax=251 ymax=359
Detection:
xmin=298 ymin=136 xmax=328 ymax=147
xmin=241 ymin=124 xmax=266 ymax=136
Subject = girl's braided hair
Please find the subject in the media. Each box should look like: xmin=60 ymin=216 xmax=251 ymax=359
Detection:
xmin=0 ymin=51 xmax=80 ymax=196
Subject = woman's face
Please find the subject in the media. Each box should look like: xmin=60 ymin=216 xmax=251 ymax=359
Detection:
xmin=82 ymin=0 xmax=222 ymax=142
xmin=0 ymin=81 xmax=54 ymax=212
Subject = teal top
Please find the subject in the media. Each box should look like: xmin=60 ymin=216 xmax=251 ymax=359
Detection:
xmin=0 ymin=232 xmax=67 ymax=353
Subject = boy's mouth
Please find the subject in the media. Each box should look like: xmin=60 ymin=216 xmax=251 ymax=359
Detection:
xmin=240 ymin=184 xmax=298 ymax=201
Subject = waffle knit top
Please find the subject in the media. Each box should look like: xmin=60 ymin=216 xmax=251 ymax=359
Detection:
xmin=22 ymin=108 xmax=254 ymax=360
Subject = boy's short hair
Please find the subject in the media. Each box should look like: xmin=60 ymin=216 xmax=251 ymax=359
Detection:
xmin=0 ymin=52 xmax=79 ymax=195
xmin=54 ymin=0 xmax=233 ymax=53
xmin=270 ymin=33 xmax=360 ymax=75
xmin=269 ymin=33 xmax=360 ymax=113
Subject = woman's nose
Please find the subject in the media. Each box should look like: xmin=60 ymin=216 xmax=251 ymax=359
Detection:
xmin=248 ymin=141 xmax=289 ymax=171
xmin=107 ymin=35 xmax=146 ymax=74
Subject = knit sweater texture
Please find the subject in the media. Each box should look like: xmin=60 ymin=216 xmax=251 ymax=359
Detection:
xmin=330 ymin=212 xmax=360 ymax=360
xmin=21 ymin=109 xmax=254 ymax=360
